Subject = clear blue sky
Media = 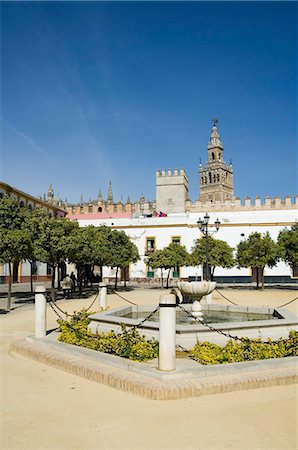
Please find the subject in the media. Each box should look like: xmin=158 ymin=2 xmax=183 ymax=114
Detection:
xmin=1 ymin=1 xmax=297 ymax=204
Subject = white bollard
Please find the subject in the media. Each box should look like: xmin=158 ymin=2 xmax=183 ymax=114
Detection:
xmin=158 ymin=293 xmax=176 ymax=371
xmin=35 ymin=285 xmax=47 ymax=338
xmin=99 ymin=282 xmax=107 ymax=309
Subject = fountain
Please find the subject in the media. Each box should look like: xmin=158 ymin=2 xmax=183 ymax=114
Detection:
xmin=176 ymin=280 xmax=216 ymax=319
xmin=88 ymin=281 xmax=298 ymax=350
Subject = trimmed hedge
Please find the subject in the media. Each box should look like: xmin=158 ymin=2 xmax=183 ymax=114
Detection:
xmin=191 ymin=331 xmax=298 ymax=365
xmin=58 ymin=310 xmax=159 ymax=362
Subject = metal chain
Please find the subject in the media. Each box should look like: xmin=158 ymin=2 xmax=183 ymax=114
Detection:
xmin=45 ymin=291 xmax=99 ymax=318
xmin=85 ymin=291 xmax=100 ymax=312
xmin=215 ymin=288 xmax=298 ymax=309
xmin=277 ymin=295 xmax=298 ymax=308
xmin=176 ymin=344 xmax=190 ymax=353
xmin=111 ymin=290 xmax=137 ymax=306
xmin=177 ymin=303 xmax=289 ymax=344
xmin=129 ymin=305 xmax=160 ymax=331
xmin=215 ymin=289 xmax=239 ymax=305
xmin=47 ymin=297 xmax=66 ymax=321
xmin=46 ymin=293 xmax=72 ymax=318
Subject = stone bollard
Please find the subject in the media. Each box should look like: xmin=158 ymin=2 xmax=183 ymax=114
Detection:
xmin=98 ymin=282 xmax=107 ymax=309
xmin=158 ymin=293 xmax=176 ymax=371
xmin=35 ymin=285 xmax=47 ymax=338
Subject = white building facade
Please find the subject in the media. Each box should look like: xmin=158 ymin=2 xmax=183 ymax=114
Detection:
xmin=72 ymin=207 xmax=297 ymax=284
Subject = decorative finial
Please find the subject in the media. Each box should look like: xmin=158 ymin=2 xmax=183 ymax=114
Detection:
xmin=212 ymin=117 xmax=219 ymax=127
xmin=199 ymin=158 xmax=202 ymax=167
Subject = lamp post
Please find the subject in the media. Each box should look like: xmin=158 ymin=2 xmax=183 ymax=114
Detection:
xmin=197 ymin=213 xmax=220 ymax=281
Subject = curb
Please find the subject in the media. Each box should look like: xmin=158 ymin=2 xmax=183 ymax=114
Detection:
xmin=10 ymin=338 xmax=298 ymax=400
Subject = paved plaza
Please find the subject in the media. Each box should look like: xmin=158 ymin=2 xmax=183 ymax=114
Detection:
xmin=1 ymin=286 xmax=297 ymax=449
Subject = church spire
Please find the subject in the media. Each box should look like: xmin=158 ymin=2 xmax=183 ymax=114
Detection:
xmin=98 ymin=189 xmax=103 ymax=202
xmin=208 ymin=118 xmax=223 ymax=150
xmin=107 ymin=181 xmax=113 ymax=203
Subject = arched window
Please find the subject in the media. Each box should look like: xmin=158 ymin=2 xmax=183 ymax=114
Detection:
xmin=98 ymin=206 xmax=102 ymax=212
xmin=209 ymin=172 xmax=212 ymax=183
xmin=212 ymin=152 xmax=215 ymax=160
xmin=28 ymin=204 xmax=33 ymax=211
xmin=20 ymin=200 xmax=25 ymax=207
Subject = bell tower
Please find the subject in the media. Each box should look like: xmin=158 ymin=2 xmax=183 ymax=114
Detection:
xmin=199 ymin=119 xmax=234 ymax=203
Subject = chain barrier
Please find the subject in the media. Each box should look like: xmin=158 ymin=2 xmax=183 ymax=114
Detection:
xmin=85 ymin=291 xmax=100 ymax=312
xmin=47 ymin=296 xmax=66 ymax=321
xmin=215 ymin=288 xmax=298 ymax=309
xmin=277 ymin=296 xmax=298 ymax=308
xmin=111 ymin=290 xmax=137 ymax=306
xmin=128 ymin=306 xmax=160 ymax=332
xmin=177 ymin=303 xmax=289 ymax=345
xmin=45 ymin=290 xmax=99 ymax=320
xmin=215 ymin=289 xmax=239 ymax=305
xmin=176 ymin=344 xmax=190 ymax=353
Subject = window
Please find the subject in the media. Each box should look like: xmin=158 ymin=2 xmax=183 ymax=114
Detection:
xmin=145 ymin=237 xmax=155 ymax=254
xmin=98 ymin=206 xmax=102 ymax=212
xmin=20 ymin=200 xmax=25 ymax=207
xmin=171 ymin=236 xmax=181 ymax=245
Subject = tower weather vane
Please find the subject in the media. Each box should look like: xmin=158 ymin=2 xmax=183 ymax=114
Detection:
xmin=213 ymin=117 xmax=219 ymax=127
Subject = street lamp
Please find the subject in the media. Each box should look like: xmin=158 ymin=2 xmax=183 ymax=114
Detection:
xmin=197 ymin=213 xmax=221 ymax=281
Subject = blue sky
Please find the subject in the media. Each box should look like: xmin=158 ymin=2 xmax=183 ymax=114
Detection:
xmin=1 ymin=1 xmax=297 ymax=204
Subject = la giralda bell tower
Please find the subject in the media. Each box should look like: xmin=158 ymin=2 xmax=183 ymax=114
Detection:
xmin=199 ymin=119 xmax=234 ymax=203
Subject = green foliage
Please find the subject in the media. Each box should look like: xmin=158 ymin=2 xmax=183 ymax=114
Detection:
xmin=191 ymin=236 xmax=235 ymax=279
xmin=0 ymin=195 xmax=33 ymax=309
xmin=278 ymin=224 xmax=298 ymax=270
xmin=147 ymin=242 xmax=191 ymax=287
xmin=108 ymin=229 xmax=140 ymax=288
xmin=58 ymin=310 xmax=159 ymax=362
xmin=236 ymin=232 xmax=280 ymax=288
xmin=236 ymin=232 xmax=280 ymax=270
xmin=191 ymin=331 xmax=298 ymax=365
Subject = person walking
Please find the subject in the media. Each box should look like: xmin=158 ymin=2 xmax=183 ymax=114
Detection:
xmin=70 ymin=272 xmax=77 ymax=292
xmin=61 ymin=274 xmax=73 ymax=299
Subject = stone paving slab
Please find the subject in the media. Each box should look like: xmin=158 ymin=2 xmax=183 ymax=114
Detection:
xmin=10 ymin=333 xmax=298 ymax=400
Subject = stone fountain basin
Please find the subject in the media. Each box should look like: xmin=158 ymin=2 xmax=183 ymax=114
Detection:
xmin=177 ymin=281 xmax=216 ymax=301
xmin=88 ymin=304 xmax=298 ymax=350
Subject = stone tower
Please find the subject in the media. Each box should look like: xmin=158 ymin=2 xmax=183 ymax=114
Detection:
xmin=156 ymin=168 xmax=189 ymax=214
xmin=199 ymin=119 xmax=234 ymax=203
xmin=107 ymin=181 xmax=113 ymax=204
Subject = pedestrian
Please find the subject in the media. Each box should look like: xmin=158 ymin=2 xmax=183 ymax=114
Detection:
xmin=70 ymin=272 xmax=77 ymax=292
xmin=62 ymin=274 xmax=73 ymax=299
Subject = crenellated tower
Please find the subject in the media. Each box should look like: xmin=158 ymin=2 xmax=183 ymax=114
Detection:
xmin=199 ymin=119 xmax=234 ymax=203
xmin=156 ymin=168 xmax=189 ymax=213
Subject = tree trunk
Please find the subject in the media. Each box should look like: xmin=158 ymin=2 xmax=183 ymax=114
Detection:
xmin=57 ymin=263 xmax=61 ymax=290
xmin=261 ymin=268 xmax=264 ymax=290
xmin=77 ymin=267 xmax=83 ymax=294
xmin=30 ymin=261 xmax=33 ymax=293
xmin=7 ymin=262 xmax=12 ymax=312
xmin=211 ymin=266 xmax=215 ymax=281
xmin=51 ymin=265 xmax=55 ymax=288
xmin=161 ymin=268 xmax=164 ymax=289
xmin=124 ymin=267 xmax=127 ymax=288
xmin=115 ymin=267 xmax=119 ymax=290
xmin=99 ymin=265 xmax=103 ymax=282
xmin=166 ymin=268 xmax=171 ymax=289
xmin=256 ymin=268 xmax=259 ymax=289
xmin=51 ymin=265 xmax=56 ymax=301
